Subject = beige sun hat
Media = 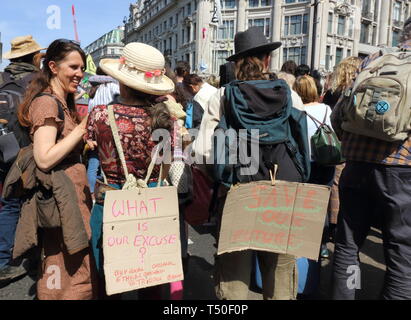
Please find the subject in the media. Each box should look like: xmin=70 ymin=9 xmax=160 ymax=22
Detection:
xmin=3 ymin=35 xmax=46 ymax=60
xmin=100 ymin=42 xmax=175 ymax=96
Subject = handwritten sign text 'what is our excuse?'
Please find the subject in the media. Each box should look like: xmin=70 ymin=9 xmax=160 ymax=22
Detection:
xmin=103 ymin=186 xmax=183 ymax=295
xmin=218 ymin=181 xmax=331 ymax=261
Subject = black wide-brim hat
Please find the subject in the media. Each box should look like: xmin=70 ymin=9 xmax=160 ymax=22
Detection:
xmin=226 ymin=26 xmax=282 ymax=62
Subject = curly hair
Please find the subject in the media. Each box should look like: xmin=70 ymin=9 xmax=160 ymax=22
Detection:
xmin=235 ymin=54 xmax=269 ymax=81
xmin=331 ymin=56 xmax=362 ymax=93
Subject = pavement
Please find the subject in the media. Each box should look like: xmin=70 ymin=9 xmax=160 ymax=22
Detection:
xmin=0 ymin=225 xmax=385 ymax=300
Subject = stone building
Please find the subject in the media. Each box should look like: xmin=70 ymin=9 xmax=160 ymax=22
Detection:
xmin=123 ymin=0 xmax=411 ymax=75
xmin=84 ymin=26 xmax=125 ymax=67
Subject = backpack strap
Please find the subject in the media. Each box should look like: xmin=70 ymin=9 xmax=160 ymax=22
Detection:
xmin=306 ymin=106 xmax=328 ymax=129
xmin=34 ymin=93 xmax=65 ymax=121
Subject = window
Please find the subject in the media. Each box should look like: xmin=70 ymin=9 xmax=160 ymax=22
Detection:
xmin=328 ymin=12 xmax=333 ymax=34
xmin=337 ymin=15 xmax=345 ymax=36
xmin=284 ymin=14 xmax=309 ymax=35
xmin=392 ymin=30 xmax=400 ymax=47
xmin=362 ymin=0 xmax=370 ymax=13
xmin=223 ymin=0 xmax=236 ymax=9
xmin=285 ymin=0 xmax=308 ymax=3
xmin=283 ymin=46 xmax=307 ymax=65
xmin=372 ymin=25 xmax=377 ymax=45
xmin=335 ymin=47 xmax=343 ymax=66
xmin=213 ymin=50 xmax=233 ymax=74
xmin=285 ymin=16 xmax=289 ymax=36
xmin=187 ymin=3 xmax=191 ymax=15
xmin=303 ymin=13 xmax=308 ymax=34
xmin=218 ymin=20 xmax=235 ymax=39
xmin=393 ymin=1 xmax=401 ymax=22
xmin=192 ymin=51 xmax=196 ymax=72
xmin=290 ymin=15 xmax=301 ymax=34
xmin=326 ymin=46 xmax=331 ymax=70
xmin=347 ymin=49 xmax=352 ymax=57
xmin=249 ymin=0 xmax=259 ymax=7
xmin=374 ymin=0 xmax=379 ymax=21
xmin=187 ymin=25 xmax=191 ymax=43
xmin=248 ymin=18 xmax=271 ymax=37
xmin=349 ymin=17 xmax=354 ymax=38
xmin=360 ymin=22 xmax=369 ymax=44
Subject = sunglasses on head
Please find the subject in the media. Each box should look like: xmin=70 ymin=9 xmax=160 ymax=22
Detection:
xmin=54 ymin=39 xmax=81 ymax=47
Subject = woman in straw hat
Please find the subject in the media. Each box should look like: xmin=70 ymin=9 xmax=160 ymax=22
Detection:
xmin=86 ymin=42 xmax=180 ymax=299
xmin=17 ymin=39 xmax=99 ymax=299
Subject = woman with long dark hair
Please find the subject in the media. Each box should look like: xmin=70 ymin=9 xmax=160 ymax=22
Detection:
xmin=18 ymin=39 xmax=98 ymax=299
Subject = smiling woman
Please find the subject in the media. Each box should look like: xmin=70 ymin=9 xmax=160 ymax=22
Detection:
xmin=17 ymin=39 xmax=98 ymax=300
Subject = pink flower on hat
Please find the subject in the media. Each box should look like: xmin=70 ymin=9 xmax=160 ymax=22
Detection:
xmin=119 ymin=57 xmax=126 ymax=65
xmin=145 ymin=70 xmax=162 ymax=78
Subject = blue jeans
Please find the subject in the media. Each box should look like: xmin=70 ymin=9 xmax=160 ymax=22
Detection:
xmin=0 ymin=197 xmax=21 ymax=268
xmin=87 ymin=151 xmax=100 ymax=194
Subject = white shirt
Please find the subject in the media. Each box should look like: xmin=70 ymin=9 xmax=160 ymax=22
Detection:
xmin=193 ymin=82 xmax=218 ymax=111
xmin=88 ymin=82 xmax=120 ymax=112
xmin=305 ymin=102 xmax=333 ymax=161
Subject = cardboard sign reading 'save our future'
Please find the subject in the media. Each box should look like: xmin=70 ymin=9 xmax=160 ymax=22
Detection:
xmin=217 ymin=181 xmax=331 ymax=261
xmin=103 ymin=186 xmax=183 ymax=296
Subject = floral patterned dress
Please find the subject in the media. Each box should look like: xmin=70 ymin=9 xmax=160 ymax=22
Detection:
xmin=87 ymin=103 xmax=165 ymax=184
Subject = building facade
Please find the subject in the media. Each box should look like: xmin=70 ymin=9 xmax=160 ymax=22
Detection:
xmin=123 ymin=0 xmax=411 ymax=76
xmin=84 ymin=26 xmax=125 ymax=67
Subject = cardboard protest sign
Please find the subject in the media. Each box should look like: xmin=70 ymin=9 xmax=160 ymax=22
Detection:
xmin=217 ymin=181 xmax=331 ymax=261
xmin=103 ymin=186 xmax=183 ymax=295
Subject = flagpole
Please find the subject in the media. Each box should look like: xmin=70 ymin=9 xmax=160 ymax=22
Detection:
xmin=72 ymin=5 xmax=80 ymax=43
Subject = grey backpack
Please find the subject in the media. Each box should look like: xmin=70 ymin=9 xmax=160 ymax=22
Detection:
xmin=341 ymin=48 xmax=411 ymax=142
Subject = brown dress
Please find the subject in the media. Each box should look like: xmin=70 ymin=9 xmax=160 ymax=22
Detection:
xmin=29 ymin=92 xmax=98 ymax=300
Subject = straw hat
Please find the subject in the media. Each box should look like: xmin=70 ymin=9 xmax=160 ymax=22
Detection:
xmin=99 ymin=42 xmax=174 ymax=96
xmin=3 ymin=35 xmax=46 ymax=60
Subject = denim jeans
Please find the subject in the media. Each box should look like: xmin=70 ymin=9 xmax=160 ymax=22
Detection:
xmin=87 ymin=151 xmax=100 ymax=194
xmin=0 ymin=197 xmax=21 ymax=268
xmin=332 ymin=162 xmax=411 ymax=300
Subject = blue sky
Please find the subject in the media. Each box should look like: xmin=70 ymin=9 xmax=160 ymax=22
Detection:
xmin=0 ymin=0 xmax=133 ymax=70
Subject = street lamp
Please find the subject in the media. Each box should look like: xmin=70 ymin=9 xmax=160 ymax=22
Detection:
xmin=311 ymin=0 xmax=320 ymax=69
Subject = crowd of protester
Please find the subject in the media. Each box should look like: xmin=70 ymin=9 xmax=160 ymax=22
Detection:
xmin=0 ymin=16 xmax=411 ymax=301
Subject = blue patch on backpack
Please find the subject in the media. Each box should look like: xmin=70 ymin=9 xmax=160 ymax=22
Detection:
xmin=375 ymin=100 xmax=390 ymax=115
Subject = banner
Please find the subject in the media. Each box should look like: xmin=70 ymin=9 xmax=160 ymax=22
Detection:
xmin=217 ymin=181 xmax=331 ymax=261
xmin=211 ymin=0 xmax=223 ymax=27
xmin=85 ymin=54 xmax=97 ymax=75
xmin=103 ymin=186 xmax=183 ymax=295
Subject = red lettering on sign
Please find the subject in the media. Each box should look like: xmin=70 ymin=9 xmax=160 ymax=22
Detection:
xmin=107 ymin=236 xmax=129 ymax=247
xmin=292 ymin=212 xmax=306 ymax=227
xmin=126 ymin=200 xmax=138 ymax=216
xmin=261 ymin=210 xmax=289 ymax=225
xmin=112 ymin=200 xmax=125 ymax=217
xmin=139 ymin=200 xmax=148 ymax=215
xmin=303 ymin=190 xmax=317 ymax=209
xmin=149 ymin=198 xmax=162 ymax=214
xmin=248 ymin=186 xmax=262 ymax=209
xmin=263 ymin=188 xmax=277 ymax=208
xmin=284 ymin=186 xmax=295 ymax=206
